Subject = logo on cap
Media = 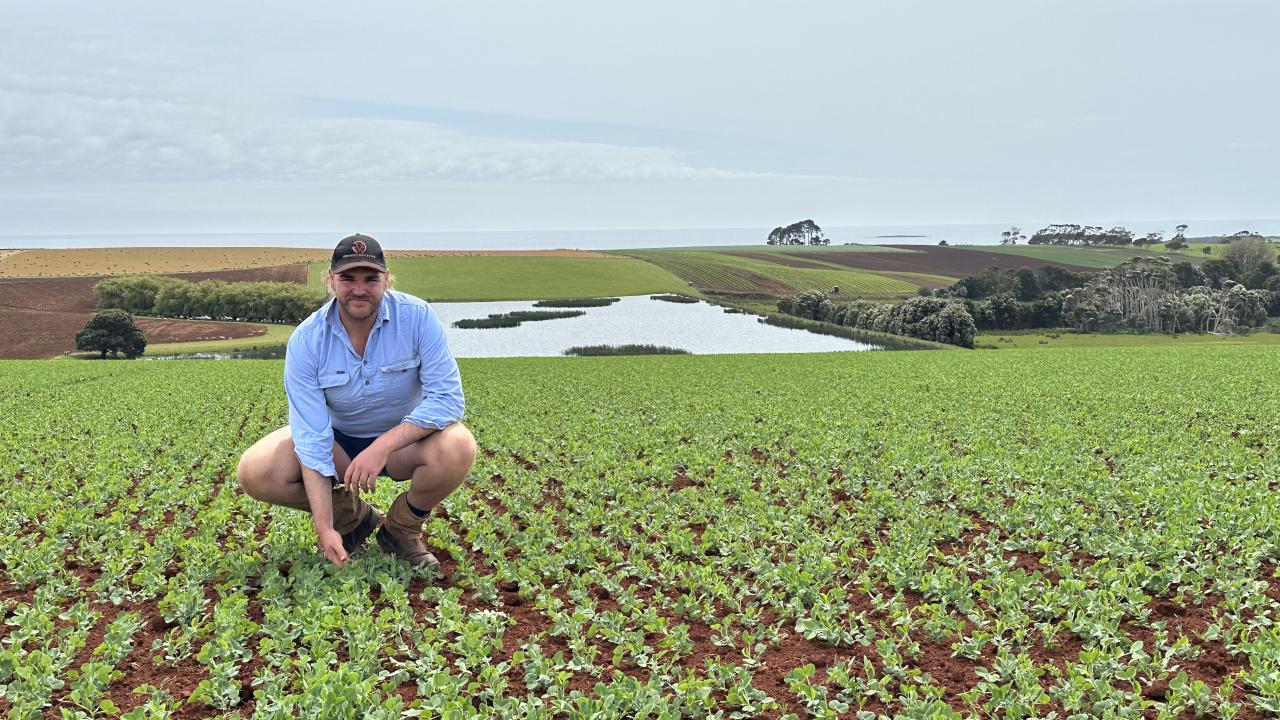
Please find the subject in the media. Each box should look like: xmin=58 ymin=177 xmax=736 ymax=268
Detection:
xmin=352 ymin=240 xmax=367 ymax=254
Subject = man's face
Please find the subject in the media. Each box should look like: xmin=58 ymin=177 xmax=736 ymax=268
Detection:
xmin=329 ymin=268 xmax=388 ymax=323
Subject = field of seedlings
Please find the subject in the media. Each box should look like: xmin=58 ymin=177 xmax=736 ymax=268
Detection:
xmin=3 ymin=348 xmax=1280 ymax=719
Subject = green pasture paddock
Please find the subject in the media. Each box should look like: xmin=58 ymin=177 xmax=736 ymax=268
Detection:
xmin=4 ymin=347 xmax=1280 ymax=717
xmin=976 ymin=328 xmax=1280 ymax=349
xmin=968 ymin=245 xmax=1187 ymax=268
xmin=1172 ymin=241 xmax=1279 ymax=261
xmin=309 ymin=255 xmax=691 ymax=301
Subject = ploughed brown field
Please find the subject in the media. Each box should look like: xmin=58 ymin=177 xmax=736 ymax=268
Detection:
xmin=0 ymin=266 xmax=307 ymax=359
xmin=726 ymin=245 xmax=1096 ymax=277
xmin=0 ymin=247 xmax=608 ymax=277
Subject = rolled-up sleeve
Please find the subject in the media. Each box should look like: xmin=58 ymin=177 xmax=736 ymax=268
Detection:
xmin=284 ymin=332 xmax=336 ymax=478
xmin=404 ymin=303 xmax=465 ymax=430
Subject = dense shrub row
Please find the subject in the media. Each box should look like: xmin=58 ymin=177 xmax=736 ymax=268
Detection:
xmin=95 ymin=275 xmax=324 ymax=323
xmin=778 ymin=292 xmax=977 ymax=348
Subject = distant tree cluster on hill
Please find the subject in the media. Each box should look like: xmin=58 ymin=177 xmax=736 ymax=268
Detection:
xmin=1023 ymin=222 xmax=1270 ymax=251
xmin=95 ymin=275 xmax=325 ymax=323
xmin=766 ymin=220 xmax=828 ymax=246
xmin=1027 ymin=224 xmax=1137 ymax=246
xmin=1217 ymin=229 xmax=1267 ymax=244
xmin=778 ymin=291 xmax=976 ymax=347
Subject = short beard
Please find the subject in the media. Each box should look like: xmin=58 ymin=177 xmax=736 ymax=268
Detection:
xmin=339 ymin=296 xmax=380 ymax=322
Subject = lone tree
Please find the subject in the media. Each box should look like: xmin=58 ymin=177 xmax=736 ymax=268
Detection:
xmin=76 ymin=309 xmax=147 ymax=359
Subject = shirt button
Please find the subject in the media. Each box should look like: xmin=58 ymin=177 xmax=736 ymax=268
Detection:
xmin=364 ymin=380 xmax=370 ymax=385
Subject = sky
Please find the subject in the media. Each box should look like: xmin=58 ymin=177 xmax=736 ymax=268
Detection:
xmin=1 ymin=1 xmax=1276 ymax=236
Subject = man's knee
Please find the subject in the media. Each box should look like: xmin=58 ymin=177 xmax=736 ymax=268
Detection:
xmin=237 ymin=451 xmax=287 ymax=500
xmin=436 ymin=424 xmax=477 ymax=474
xmin=237 ymin=453 xmax=264 ymax=498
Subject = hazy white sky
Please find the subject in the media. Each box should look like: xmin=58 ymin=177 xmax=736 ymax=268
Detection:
xmin=1 ymin=1 xmax=1275 ymax=234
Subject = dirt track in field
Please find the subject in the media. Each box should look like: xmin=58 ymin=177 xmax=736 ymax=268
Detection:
xmin=0 ymin=265 xmax=304 ymax=359
xmin=726 ymin=246 xmax=1097 ymax=277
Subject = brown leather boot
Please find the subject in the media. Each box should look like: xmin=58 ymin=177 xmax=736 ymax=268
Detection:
xmin=376 ymin=493 xmax=439 ymax=568
xmin=268 ymin=488 xmax=380 ymax=553
xmin=330 ymin=487 xmax=382 ymax=554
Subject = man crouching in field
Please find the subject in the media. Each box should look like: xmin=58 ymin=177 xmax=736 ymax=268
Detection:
xmin=237 ymin=234 xmax=476 ymax=568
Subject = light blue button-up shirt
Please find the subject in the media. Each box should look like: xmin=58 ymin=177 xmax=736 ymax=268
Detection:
xmin=284 ymin=289 xmax=464 ymax=478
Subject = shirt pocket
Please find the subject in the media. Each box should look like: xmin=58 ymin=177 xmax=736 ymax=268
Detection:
xmin=378 ymin=358 xmax=422 ymax=400
xmin=319 ymin=371 xmax=359 ymax=413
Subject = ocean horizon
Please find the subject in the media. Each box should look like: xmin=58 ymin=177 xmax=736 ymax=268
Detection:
xmin=1 ymin=219 xmax=1276 ymax=251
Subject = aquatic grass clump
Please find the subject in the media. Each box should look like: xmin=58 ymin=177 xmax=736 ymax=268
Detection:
xmin=506 ymin=310 xmax=585 ymax=321
xmin=533 ymin=297 xmax=620 ymax=308
xmin=650 ymin=294 xmax=699 ymax=304
xmin=454 ymin=310 xmax=585 ymax=329
xmin=453 ymin=316 xmax=521 ymax=329
xmin=563 ymin=344 xmax=690 ymax=356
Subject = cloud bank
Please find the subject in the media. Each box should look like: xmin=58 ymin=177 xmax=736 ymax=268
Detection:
xmin=0 ymin=40 xmax=742 ymax=187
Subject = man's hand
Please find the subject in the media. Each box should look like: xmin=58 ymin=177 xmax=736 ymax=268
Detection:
xmin=344 ymin=446 xmax=389 ymax=494
xmin=316 ymin=528 xmax=348 ymax=567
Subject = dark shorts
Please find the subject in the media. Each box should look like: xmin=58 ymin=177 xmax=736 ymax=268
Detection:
xmin=333 ymin=429 xmax=394 ymax=479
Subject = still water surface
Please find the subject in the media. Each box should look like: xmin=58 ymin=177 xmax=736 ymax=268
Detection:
xmin=434 ymin=295 xmax=878 ymax=357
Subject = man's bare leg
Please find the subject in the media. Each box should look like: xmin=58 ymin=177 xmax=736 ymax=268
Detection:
xmin=385 ymin=423 xmax=478 ymax=512
xmin=378 ymin=423 xmax=477 ymax=567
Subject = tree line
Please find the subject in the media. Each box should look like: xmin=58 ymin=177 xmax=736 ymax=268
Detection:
xmin=95 ymin=275 xmax=326 ymax=323
xmin=778 ymin=293 xmax=976 ymax=348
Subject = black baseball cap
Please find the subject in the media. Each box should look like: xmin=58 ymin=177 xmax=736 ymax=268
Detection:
xmin=330 ymin=234 xmax=387 ymax=273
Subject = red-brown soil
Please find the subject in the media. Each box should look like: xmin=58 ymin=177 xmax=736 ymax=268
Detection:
xmin=171 ymin=264 xmax=310 ymax=284
xmin=0 ymin=264 xmax=303 ymax=359
xmin=728 ymin=246 xmax=1097 ymax=278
